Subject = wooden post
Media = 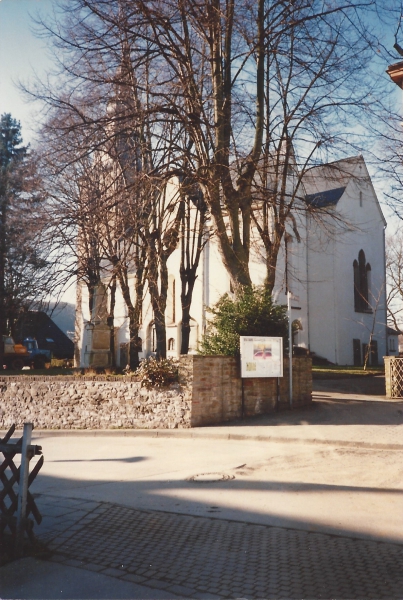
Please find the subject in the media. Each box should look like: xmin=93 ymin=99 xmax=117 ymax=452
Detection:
xmin=241 ymin=378 xmax=245 ymax=418
xmin=288 ymin=291 xmax=293 ymax=408
xmin=15 ymin=423 xmax=33 ymax=556
xmin=276 ymin=377 xmax=280 ymax=411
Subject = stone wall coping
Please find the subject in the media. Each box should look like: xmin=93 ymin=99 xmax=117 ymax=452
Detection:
xmin=0 ymin=375 xmax=140 ymax=383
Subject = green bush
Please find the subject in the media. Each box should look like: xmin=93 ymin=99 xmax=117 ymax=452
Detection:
xmin=198 ymin=286 xmax=288 ymax=357
xmin=135 ymin=357 xmax=179 ymax=388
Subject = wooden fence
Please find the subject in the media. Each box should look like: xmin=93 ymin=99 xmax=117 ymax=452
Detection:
xmin=0 ymin=423 xmax=43 ymax=556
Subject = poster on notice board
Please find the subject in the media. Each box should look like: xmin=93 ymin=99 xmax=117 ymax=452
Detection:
xmin=240 ymin=336 xmax=283 ymax=378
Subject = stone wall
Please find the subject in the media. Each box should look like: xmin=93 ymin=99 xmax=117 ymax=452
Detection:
xmin=0 ymin=356 xmax=311 ymax=430
xmin=181 ymin=356 xmax=312 ymax=427
xmin=0 ymin=378 xmax=192 ymax=430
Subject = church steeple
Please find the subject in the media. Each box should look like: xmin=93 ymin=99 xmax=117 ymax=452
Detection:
xmin=106 ymin=37 xmax=141 ymax=176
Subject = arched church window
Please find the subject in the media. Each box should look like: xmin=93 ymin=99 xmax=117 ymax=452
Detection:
xmin=135 ymin=336 xmax=142 ymax=352
xmin=168 ymin=338 xmax=175 ymax=351
xmin=354 ymin=250 xmax=371 ymax=312
xmin=167 ymin=275 xmax=176 ymax=323
xmin=151 ymin=325 xmax=157 ymax=352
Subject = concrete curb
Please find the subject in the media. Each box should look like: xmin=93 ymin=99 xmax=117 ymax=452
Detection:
xmin=2 ymin=427 xmax=400 ymax=452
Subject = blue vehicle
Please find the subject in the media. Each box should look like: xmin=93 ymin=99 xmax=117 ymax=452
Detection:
xmin=22 ymin=337 xmax=52 ymax=369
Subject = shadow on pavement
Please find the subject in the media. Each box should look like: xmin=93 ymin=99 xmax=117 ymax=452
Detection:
xmin=30 ymin=463 xmax=403 ymax=545
xmin=313 ymin=374 xmax=385 ymax=395
xmin=50 ymin=456 xmax=148 ymax=464
xmin=221 ymin=395 xmax=403 ymax=427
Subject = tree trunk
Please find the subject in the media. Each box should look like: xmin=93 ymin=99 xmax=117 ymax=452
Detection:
xmin=116 ymin=263 xmax=143 ymax=371
xmin=264 ymin=245 xmax=281 ymax=296
xmin=74 ymin=281 xmax=83 ymax=368
xmin=0 ymin=197 xmax=7 ymax=367
xmin=180 ymin=300 xmax=192 ymax=355
xmin=179 ymin=189 xmax=206 ymax=354
xmin=154 ymin=312 xmax=167 ymax=360
xmin=147 ymin=254 xmax=168 ymax=360
xmin=128 ymin=308 xmax=141 ymax=371
xmin=108 ymin=276 xmax=117 ymax=368
xmin=180 ymin=267 xmax=198 ymax=354
xmin=145 ymin=194 xmax=182 ymax=360
xmin=207 ymin=185 xmax=252 ymax=291
xmin=363 ymin=335 xmax=373 ymax=371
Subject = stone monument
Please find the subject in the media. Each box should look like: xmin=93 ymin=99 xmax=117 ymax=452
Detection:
xmin=84 ymin=283 xmax=112 ymax=367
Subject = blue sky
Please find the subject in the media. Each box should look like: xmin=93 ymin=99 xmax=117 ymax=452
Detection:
xmin=0 ymin=0 xmax=55 ymax=144
xmin=0 ymin=0 xmax=77 ymax=303
xmin=0 ymin=0 xmax=401 ymax=230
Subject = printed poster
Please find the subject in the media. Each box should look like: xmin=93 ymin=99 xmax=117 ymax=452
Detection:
xmin=240 ymin=336 xmax=283 ymax=378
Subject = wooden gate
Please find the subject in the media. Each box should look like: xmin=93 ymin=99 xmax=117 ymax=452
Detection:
xmin=385 ymin=357 xmax=403 ymax=398
xmin=0 ymin=423 xmax=43 ymax=556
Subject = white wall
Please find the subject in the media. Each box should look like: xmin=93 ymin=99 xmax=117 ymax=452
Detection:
xmin=306 ymin=158 xmax=387 ymax=365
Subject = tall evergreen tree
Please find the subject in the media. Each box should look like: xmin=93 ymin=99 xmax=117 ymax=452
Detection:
xmin=0 ymin=114 xmax=28 ymax=364
xmin=0 ymin=114 xmax=58 ymax=368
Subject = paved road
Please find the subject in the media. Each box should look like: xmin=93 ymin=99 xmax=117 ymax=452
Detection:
xmin=1 ymin=389 xmax=403 ymax=599
xmin=24 ymin=391 xmax=403 ymax=544
xmin=3 ymin=494 xmax=403 ymax=599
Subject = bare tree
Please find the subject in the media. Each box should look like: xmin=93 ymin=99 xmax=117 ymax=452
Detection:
xmin=361 ymin=281 xmax=386 ymax=370
xmin=178 ymin=178 xmax=208 ymax=354
xmin=386 ymin=231 xmax=403 ymax=334
xmin=112 ymin=0 xmax=388 ymax=293
xmin=25 ymin=0 xmax=394 ymax=372
xmin=40 ymin=107 xmax=147 ymax=369
xmin=250 ymin=2 xmax=382 ymax=293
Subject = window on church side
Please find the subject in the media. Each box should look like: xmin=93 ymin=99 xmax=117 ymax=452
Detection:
xmin=168 ymin=338 xmax=175 ymax=351
xmin=151 ymin=326 xmax=157 ymax=352
xmin=167 ymin=275 xmax=176 ymax=323
xmin=172 ymin=279 xmax=175 ymax=323
xmin=353 ymin=250 xmax=371 ymax=312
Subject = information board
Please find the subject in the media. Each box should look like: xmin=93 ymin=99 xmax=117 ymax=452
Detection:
xmin=240 ymin=336 xmax=283 ymax=378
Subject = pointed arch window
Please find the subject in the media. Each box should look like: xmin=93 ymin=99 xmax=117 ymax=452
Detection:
xmin=167 ymin=275 xmax=176 ymax=324
xmin=354 ymin=250 xmax=371 ymax=312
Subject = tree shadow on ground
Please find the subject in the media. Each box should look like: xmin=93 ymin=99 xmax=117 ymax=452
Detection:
xmin=221 ymin=396 xmax=403 ymax=427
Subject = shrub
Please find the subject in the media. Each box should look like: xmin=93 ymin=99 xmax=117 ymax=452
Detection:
xmin=135 ymin=357 xmax=179 ymax=388
xmin=198 ymin=286 xmax=288 ymax=357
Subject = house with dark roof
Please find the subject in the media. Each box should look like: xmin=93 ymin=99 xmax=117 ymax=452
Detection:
xmin=15 ymin=311 xmax=74 ymax=359
xmin=305 ymin=186 xmax=346 ymax=208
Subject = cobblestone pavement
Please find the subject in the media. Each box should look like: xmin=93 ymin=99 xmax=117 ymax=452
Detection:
xmin=36 ymin=494 xmax=403 ymax=599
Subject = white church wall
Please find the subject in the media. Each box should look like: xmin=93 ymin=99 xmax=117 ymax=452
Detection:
xmin=284 ymin=210 xmax=310 ymax=351
xmin=332 ymin=176 xmax=387 ymax=365
xmin=306 ymin=158 xmax=387 ymax=365
xmin=306 ymin=216 xmax=338 ymax=363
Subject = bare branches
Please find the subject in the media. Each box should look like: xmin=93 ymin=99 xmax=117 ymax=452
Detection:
xmin=386 ymin=231 xmax=403 ymax=334
xmin=23 ymin=0 xmax=397 ymax=367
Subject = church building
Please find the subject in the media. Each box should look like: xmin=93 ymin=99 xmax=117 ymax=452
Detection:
xmin=75 ymin=154 xmax=388 ymax=367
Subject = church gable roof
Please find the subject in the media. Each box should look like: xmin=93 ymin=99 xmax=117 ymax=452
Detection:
xmin=305 ymin=186 xmax=346 ymax=208
xmin=302 ymin=155 xmax=386 ymax=226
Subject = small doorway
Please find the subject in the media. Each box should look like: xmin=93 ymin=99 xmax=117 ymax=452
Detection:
xmin=362 ymin=340 xmax=378 ymax=366
xmin=353 ymin=339 xmax=361 ymax=366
